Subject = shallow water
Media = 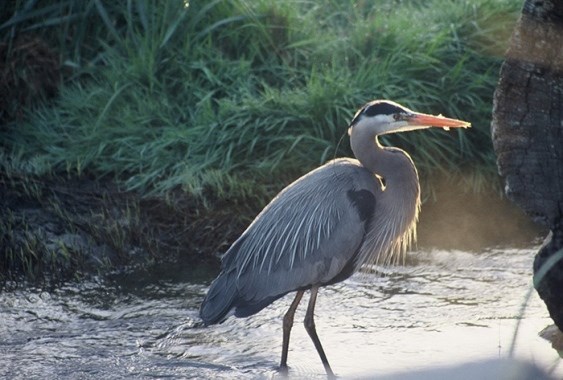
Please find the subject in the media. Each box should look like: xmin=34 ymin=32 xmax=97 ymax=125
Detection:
xmin=0 ymin=247 xmax=561 ymax=379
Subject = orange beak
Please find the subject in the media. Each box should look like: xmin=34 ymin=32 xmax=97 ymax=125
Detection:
xmin=406 ymin=112 xmax=471 ymax=130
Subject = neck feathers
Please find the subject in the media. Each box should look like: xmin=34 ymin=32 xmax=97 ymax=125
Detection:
xmin=350 ymin=128 xmax=421 ymax=268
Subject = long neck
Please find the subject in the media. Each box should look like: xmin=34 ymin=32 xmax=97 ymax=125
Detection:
xmin=350 ymin=129 xmax=389 ymax=177
xmin=350 ymin=124 xmax=419 ymax=185
xmin=350 ymin=126 xmax=421 ymax=263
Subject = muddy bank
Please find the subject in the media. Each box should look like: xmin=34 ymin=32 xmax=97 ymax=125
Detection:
xmin=0 ymin=173 xmax=256 ymax=283
xmin=0 ymin=173 xmax=545 ymax=284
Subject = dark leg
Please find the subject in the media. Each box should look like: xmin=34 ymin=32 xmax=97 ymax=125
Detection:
xmin=304 ymin=286 xmax=335 ymax=379
xmin=279 ymin=290 xmax=304 ymax=375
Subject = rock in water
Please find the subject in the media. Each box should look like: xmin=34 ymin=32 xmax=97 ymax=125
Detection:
xmin=491 ymin=0 xmax=563 ymax=331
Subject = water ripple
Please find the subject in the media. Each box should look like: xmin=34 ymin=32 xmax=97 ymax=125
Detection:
xmin=0 ymin=247 xmax=561 ymax=379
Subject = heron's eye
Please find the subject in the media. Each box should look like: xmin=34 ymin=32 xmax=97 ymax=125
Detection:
xmin=393 ymin=113 xmax=409 ymax=122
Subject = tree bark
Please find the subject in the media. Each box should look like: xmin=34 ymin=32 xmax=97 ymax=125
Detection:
xmin=491 ymin=0 xmax=563 ymax=330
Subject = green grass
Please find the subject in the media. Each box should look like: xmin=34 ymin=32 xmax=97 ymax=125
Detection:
xmin=1 ymin=0 xmax=522 ymax=203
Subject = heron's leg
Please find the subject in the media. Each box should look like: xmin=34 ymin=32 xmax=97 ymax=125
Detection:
xmin=304 ymin=286 xmax=335 ymax=379
xmin=280 ymin=290 xmax=304 ymax=374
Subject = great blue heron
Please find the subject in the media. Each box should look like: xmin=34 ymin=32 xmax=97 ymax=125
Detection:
xmin=200 ymin=100 xmax=470 ymax=377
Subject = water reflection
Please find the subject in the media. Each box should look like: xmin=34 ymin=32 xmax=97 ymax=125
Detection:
xmin=0 ymin=247 xmax=561 ymax=379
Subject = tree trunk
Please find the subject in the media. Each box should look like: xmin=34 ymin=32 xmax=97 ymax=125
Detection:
xmin=491 ymin=0 xmax=563 ymax=330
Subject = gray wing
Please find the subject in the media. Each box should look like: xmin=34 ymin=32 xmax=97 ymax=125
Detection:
xmin=223 ymin=159 xmax=378 ymax=314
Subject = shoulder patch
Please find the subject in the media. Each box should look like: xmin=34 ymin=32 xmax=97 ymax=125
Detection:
xmin=347 ymin=189 xmax=375 ymax=223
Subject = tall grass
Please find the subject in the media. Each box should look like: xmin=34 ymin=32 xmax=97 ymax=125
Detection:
xmin=1 ymin=0 xmax=521 ymax=203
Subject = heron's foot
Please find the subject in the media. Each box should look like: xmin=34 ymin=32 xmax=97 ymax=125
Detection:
xmin=278 ymin=363 xmax=289 ymax=377
xmin=324 ymin=365 xmax=337 ymax=380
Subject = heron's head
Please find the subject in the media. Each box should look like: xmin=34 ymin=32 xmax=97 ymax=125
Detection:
xmin=348 ymin=100 xmax=471 ymax=136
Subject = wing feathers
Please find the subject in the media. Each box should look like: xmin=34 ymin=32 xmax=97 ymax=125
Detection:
xmin=204 ymin=159 xmax=376 ymax=321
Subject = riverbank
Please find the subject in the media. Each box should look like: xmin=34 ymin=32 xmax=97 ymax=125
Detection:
xmin=0 ymin=170 xmax=544 ymax=286
xmin=0 ymin=173 xmax=253 ymax=284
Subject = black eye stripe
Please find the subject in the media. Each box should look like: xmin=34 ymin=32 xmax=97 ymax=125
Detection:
xmin=348 ymin=100 xmax=408 ymax=128
xmin=364 ymin=102 xmax=404 ymax=116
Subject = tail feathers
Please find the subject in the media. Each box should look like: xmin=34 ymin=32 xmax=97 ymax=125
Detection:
xmin=200 ymin=272 xmax=238 ymax=325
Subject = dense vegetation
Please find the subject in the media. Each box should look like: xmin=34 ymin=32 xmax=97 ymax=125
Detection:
xmin=0 ymin=0 xmax=523 ymax=281
xmin=2 ymin=0 xmax=520 ymax=200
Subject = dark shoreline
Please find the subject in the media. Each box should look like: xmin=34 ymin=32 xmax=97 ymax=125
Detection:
xmin=0 ymin=173 xmax=545 ymax=285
